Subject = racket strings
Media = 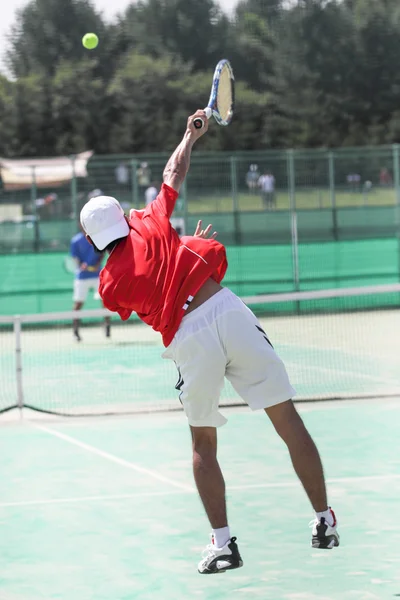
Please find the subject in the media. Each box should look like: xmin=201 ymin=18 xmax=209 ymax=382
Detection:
xmin=217 ymin=67 xmax=233 ymax=122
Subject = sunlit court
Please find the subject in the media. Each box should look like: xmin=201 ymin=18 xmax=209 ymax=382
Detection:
xmin=1 ymin=401 xmax=400 ymax=599
xmin=2 ymin=287 xmax=400 ymax=598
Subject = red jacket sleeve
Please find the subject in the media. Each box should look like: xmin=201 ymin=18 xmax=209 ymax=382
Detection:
xmin=145 ymin=183 xmax=179 ymax=220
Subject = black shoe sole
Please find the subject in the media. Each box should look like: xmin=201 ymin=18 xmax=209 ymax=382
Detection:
xmin=199 ymin=560 xmax=244 ymax=575
xmin=312 ymin=536 xmax=340 ymax=549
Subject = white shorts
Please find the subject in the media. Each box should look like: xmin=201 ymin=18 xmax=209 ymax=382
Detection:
xmin=162 ymin=288 xmax=296 ymax=428
xmin=73 ymin=278 xmax=101 ymax=303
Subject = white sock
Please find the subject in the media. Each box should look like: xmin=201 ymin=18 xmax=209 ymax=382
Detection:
xmin=212 ymin=526 xmax=231 ymax=549
xmin=316 ymin=508 xmax=335 ymax=527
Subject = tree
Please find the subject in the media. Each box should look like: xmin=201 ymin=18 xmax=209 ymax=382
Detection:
xmin=52 ymin=58 xmax=106 ymax=154
xmin=7 ymin=0 xmax=106 ymax=78
xmin=4 ymin=0 xmax=400 ymax=156
xmin=107 ymin=52 xmax=200 ymax=153
xmin=350 ymin=0 xmax=400 ymax=126
xmin=0 ymin=77 xmax=16 ymax=157
xmin=271 ymin=0 xmax=361 ymax=146
xmin=112 ymin=0 xmax=230 ymax=71
xmin=229 ymin=12 xmax=275 ymax=91
xmin=13 ymin=74 xmax=52 ymax=156
xmin=106 ymin=51 xmax=268 ymax=153
xmin=235 ymin=0 xmax=282 ymax=21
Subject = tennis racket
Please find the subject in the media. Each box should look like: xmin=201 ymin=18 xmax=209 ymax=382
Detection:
xmin=194 ymin=59 xmax=235 ymax=130
xmin=63 ymin=256 xmax=99 ymax=275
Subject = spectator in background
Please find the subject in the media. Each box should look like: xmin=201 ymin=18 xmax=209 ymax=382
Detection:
xmin=87 ymin=189 xmax=103 ymax=200
xmin=258 ymin=170 xmax=276 ymax=210
xmin=35 ymin=193 xmax=58 ymax=219
xmin=137 ymin=162 xmax=151 ymax=198
xmin=246 ymin=164 xmax=260 ymax=193
xmin=70 ymin=228 xmax=110 ymax=342
xmin=380 ymin=167 xmax=392 ymax=186
xmin=346 ymin=173 xmax=361 ymax=192
xmin=115 ymin=162 xmax=130 ymax=187
xmin=145 ymin=182 xmax=159 ymax=206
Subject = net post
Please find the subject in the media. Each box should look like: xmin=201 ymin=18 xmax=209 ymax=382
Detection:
xmin=230 ymin=155 xmax=241 ymax=244
xmin=392 ymin=144 xmax=400 ymax=281
xmin=287 ymin=149 xmax=300 ymax=293
xmin=328 ymin=151 xmax=338 ymax=241
xmin=130 ymin=159 xmax=139 ymax=208
xmin=14 ymin=316 xmax=24 ymax=418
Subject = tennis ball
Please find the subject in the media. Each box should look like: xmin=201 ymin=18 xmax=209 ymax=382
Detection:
xmin=82 ymin=33 xmax=99 ymax=50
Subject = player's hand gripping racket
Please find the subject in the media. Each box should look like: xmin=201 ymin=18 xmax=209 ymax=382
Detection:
xmin=63 ymin=256 xmax=98 ymax=275
xmin=193 ymin=59 xmax=235 ymax=130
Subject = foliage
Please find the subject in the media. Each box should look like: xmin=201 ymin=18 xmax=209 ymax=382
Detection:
xmin=1 ymin=0 xmax=400 ymax=157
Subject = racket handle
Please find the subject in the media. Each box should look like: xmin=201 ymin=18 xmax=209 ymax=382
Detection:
xmin=194 ymin=108 xmax=212 ymax=129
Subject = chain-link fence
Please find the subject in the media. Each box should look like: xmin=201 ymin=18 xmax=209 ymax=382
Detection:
xmin=1 ymin=145 xmax=400 ymax=254
xmin=0 ymin=145 xmax=399 ymax=248
xmin=1 ymin=145 xmax=400 ymax=314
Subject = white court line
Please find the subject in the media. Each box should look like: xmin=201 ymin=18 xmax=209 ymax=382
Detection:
xmin=0 ymin=490 xmax=188 ymax=508
xmin=2 ymin=473 xmax=400 ymax=509
xmin=32 ymin=423 xmax=194 ymax=492
xmin=229 ymin=473 xmax=400 ymax=491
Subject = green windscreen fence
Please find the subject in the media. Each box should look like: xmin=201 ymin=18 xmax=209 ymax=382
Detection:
xmin=0 ymin=207 xmax=398 ymax=253
xmin=0 ymin=239 xmax=399 ymax=315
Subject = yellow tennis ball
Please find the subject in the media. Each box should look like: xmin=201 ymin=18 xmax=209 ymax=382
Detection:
xmin=82 ymin=33 xmax=99 ymax=50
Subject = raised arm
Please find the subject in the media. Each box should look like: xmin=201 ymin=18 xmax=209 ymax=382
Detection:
xmin=163 ymin=110 xmax=209 ymax=194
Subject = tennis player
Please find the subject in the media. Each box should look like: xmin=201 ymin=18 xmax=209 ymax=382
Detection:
xmin=80 ymin=110 xmax=340 ymax=574
xmin=70 ymin=230 xmax=111 ymax=341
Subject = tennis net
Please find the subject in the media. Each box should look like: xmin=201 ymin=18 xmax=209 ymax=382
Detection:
xmin=1 ymin=283 xmax=399 ymax=417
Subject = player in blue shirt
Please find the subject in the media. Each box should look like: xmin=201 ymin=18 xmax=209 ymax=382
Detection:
xmin=70 ymin=231 xmax=111 ymax=341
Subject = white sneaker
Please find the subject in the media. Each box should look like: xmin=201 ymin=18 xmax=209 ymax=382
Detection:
xmin=198 ymin=536 xmax=243 ymax=574
xmin=311 ymin=508 xmax=340 ymax=549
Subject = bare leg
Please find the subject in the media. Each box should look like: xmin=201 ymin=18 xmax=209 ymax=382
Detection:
xmin=103 ymin=302 xmax=111 ymax=337
xmin=265 ymin=400 xmax=328 ymax=512
xmin=104 ymin=316 xmax=111 ymax=337
xmin=190 ymin=426 xmax=227 ymax=529
xmin=73 ymin=301 xmax=83 ymax=340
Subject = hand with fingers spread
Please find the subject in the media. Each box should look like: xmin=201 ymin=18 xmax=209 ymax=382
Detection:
xmin=193 ymin=220 xmax=218 ymax=240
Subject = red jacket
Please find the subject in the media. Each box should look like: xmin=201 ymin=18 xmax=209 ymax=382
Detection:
xmin=99 ymin=184 xmax=227 ymax=347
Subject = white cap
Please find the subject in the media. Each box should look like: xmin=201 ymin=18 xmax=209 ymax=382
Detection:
xmin=80 ymin=196 xmax=130 ymax=251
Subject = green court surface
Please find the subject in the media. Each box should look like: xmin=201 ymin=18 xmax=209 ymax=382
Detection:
xmin=1 ymin=400 xmax=400 ymax=599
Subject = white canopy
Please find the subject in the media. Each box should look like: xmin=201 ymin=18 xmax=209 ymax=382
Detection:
xmin=0 ymin=151 xmax=93 ymax=191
